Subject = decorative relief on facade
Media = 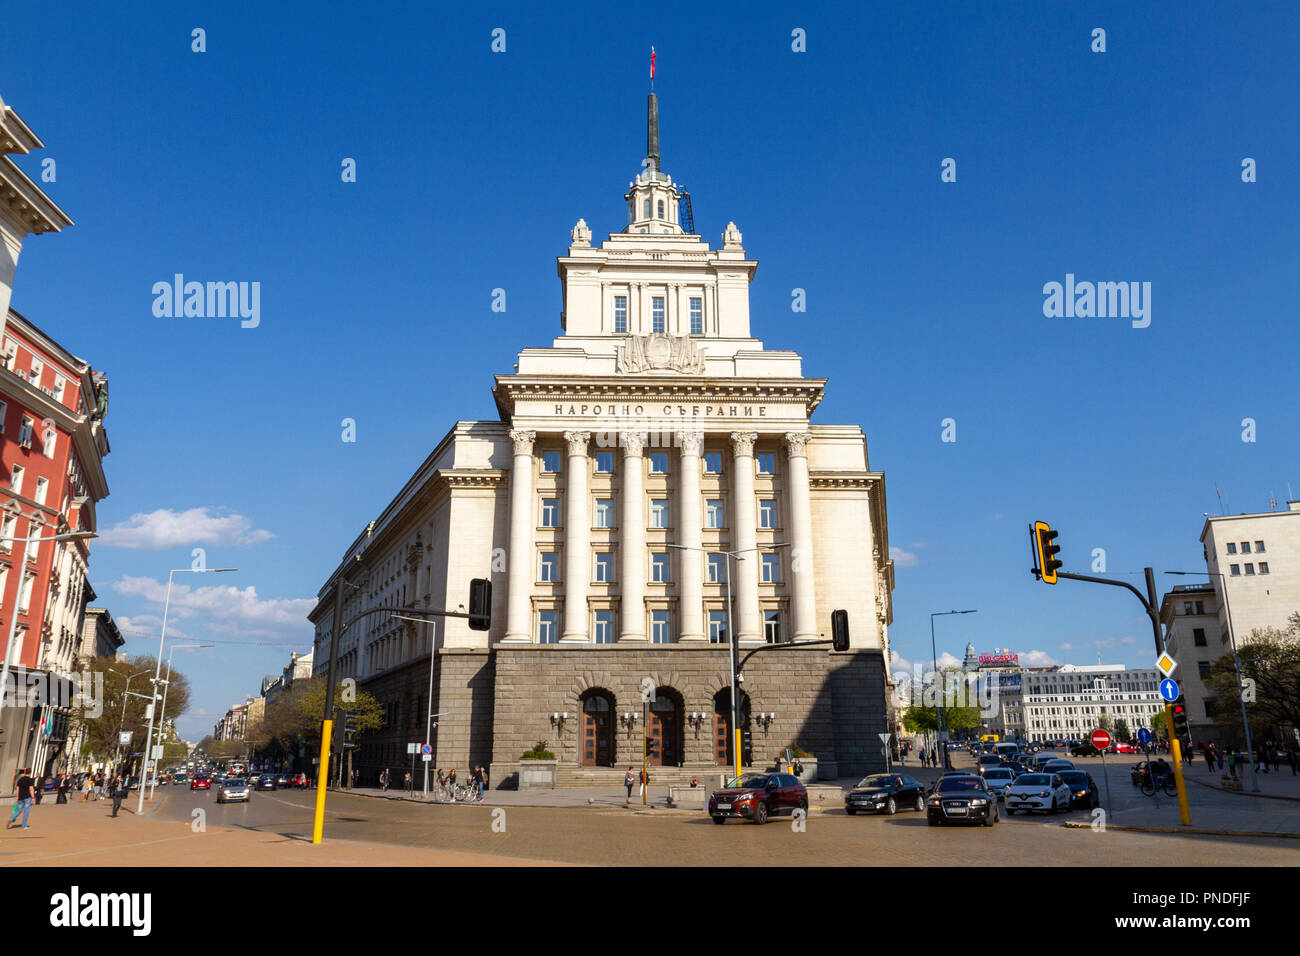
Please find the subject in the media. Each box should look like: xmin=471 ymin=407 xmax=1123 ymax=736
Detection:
xmin=615 ymin=333 xmax=706 ymax=375
xmin=619 ymin=430 xmax=645 ymax=457
xmin=784 ymin=431 xmax=812 ymax=459
xmin=563 ymin=430 xmax=591 ymax=456
xmin=722 ymin=221 xmax=743 ymax=249
xmin=730 ymin=431 xmax=758 ymax=457
xmin=569 ymin=218 xmax=591 ymax=247
xmin=508 ymin=428 xmax=537 ymax=456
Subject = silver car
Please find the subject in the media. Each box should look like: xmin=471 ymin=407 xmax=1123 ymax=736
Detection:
xmin=216 ymin=776 xmax=250 ymax=804
xmin=981 ymin=767 xmax=1017 ymax=799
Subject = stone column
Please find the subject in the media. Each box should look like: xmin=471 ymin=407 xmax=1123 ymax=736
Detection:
xmin=730 ymin=431 xmax=761 ymax=642
xmin=619 ymin=430 xmax=647 ymax=641
xmin=785 ymin=431 xmax=818 ymax=641
xmin=677 ymin=430 xmax=705 ymax=641
xmin=504 ymin=429 xmax=536 ymax=643
xmin=562 ymin=430 xmax=591 ymax=642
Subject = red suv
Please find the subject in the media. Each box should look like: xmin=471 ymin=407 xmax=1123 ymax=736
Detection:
xmin=291 ymin=773 xmax=309 ymax=788
xmin=708 ymin=772 xmax=807 ymax=825
xmin=191 ymin=775 xmax=211 ymax=791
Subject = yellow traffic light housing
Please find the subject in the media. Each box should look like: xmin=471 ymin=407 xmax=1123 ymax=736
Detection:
xmin=1032 ymin=520 xmax=1062 ymax=585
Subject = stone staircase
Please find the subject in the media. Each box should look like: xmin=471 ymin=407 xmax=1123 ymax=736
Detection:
xmin=555 ymin=764 xmax=740 ymax=788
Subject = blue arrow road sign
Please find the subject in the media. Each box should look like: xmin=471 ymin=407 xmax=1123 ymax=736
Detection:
xmin=1137 ymin=728 xmax=1153 ymax=745
xmin=1159 ymin=678 xmax=1180 ymax=702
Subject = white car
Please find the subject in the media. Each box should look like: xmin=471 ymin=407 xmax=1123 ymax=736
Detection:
xmin=216 ymin=777 xmax=251 ymax=804
xmin=981 ymin=767 xmax=1017 ymax=799
xmin=1004 ymin=773 xmax=1072 ymax=814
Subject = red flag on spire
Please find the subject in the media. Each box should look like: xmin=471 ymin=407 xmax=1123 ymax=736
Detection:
xmin=650 ymin=46 xmax=656 ymax=79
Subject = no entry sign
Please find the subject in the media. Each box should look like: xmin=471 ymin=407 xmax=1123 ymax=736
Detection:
xmin=1091 ymin=729 xmax=1112 ymax=751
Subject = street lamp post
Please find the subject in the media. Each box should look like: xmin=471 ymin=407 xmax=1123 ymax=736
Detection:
xmin=111 ymin=669 xmax=150 ymax=774
xmin=391 ymin=614 xmax=446 ymax=799
xmin=668 ymin=541 xmax=789 ymax=780
xmin=930 ymin=609 xmax=977 ymax=770
xmin=148 ymin=643 xmax=213 ymax=799
xmin=138 ymin=567 xmax=236 ymax=814
xmin=1166 ymin=570 xmax=1259 ymax=792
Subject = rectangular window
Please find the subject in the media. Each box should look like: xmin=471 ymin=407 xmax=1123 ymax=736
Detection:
xmin=689 ymin=297 xmax=703 ymax=335
xmin=1244 ymin=563 xmax=1255 ymax=575
xmin=541 ymin=451 xmax=561 ymax=473
xmin=594 ymin=552 xmax=613 ymax=583
xmin=0 ymin=401 xmax=5 ymax=433
xmin=650 ymin=499 xmax=668 ymax=528
xmin=18 ymin=416 xmax=33 ymax=448
xmin=1183 ymin=602 xmax=1193 ymax=615
xmin=1230 ymin=564 xmax=1240 ymax=576
xmin=1259 ymin=562 xmax=1269 ymax=575
xmin=1195 ymin=601 xmax=1205 ymax=614
xmin=593 ymin=610 xmax=614 ymax=644
xmin=707 ymin=553 xmax=726 ymax=584
xmin=614 ymin=296 xmax=628 ymax=334
xmin=34 ymin=477 xmax=47 ymax=506
xmin=1226 ymin=542 xmax=1237 ymax=554
xmin=1255 ymin=540 xmax=1265 ymax=553
xmin=651 ymin=610 xmax=671 ymax=644
xmin=1193 ymin=628 xmax=1207 ymax=647
xmin=54 ymin=375 xmax=65 ymax=404
xmin=1240 ymin=541 xmax=1251 ymax=554
xmin=540 ymin=498 xmax=560 ymax=527
xmin=651 ymin=297 xmax=665 ymax=333
xmin=537 ymin=610 xmax=558 ymax=644
xmin=761 ymin=552 xmax=781 ymax=583
xmin=595 ymin=452 xmax=614 ymax=474
xmin=10 ymin=464 xmax=23 ymax=494
xmin=764 ymin=610 xmax=782 ymax=644
xmin=705 ymin=500 xmax=724 ymax=529
xmin=18 ymin=572 xmax=34 ymax=613
xmin=649 ymin=452 xmax=668 ymax=475
xmin=703 ymin=452 xmax=722 ymax=475
xmin=756 ymin=453 xmax=775 ymax=475
xmin=42 ymin=428 xmax=55 ymax=459
xmin=594 ymin=499 xmax=614 ymax=528
xmin=0 ymin=514 xmax=14 ymax=551
xmin=651 ymin=553 xmax=669 ymax=583
xmin=1198 ymin=661 xmax=1212 ymax=680
xmin=539 ymin=552 xmax=559 ymax=583
xmin=758 ymin=499 xmax=777 ymax=529
xmin=708 ymin=610 xmax=728 ymax=643
xmin=28 ymin=358 xmax=42 ymax=387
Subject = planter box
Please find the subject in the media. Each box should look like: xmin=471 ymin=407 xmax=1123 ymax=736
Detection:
xmin=667 ymin=786 xmax=709 ymax=808
xmin=518 ymin=760 xmax=558 ymax=790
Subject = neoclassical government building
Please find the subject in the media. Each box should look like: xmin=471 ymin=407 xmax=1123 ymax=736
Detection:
xmin=310 ymin=91 xmax=896 ymax=785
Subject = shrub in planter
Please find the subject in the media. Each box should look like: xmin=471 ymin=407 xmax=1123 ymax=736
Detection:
xmin=791 ymin=745 xmax=811 ymax=759
xmin=522 ymin=740 xmax=556 ymax=760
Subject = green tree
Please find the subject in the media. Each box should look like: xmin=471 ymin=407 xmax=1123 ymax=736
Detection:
xmin=1114 ymin=718 xmax=1132 ymax=742
xmin=67 ymin=655 xmax=192 ymax=764
xmin=901 ymin=668 xmax=983 ymax=734
xmin=1147 ymin=712 xmax=1168 ymax=740
xmin=1204 ymin=613 xmax=1300 ymax=744
xmin=254 ymin=676 xmax=384 ymax=758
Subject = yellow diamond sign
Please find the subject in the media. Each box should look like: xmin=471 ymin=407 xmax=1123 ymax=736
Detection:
xmin=1155 ymin=653 xmax=1178 ymax=677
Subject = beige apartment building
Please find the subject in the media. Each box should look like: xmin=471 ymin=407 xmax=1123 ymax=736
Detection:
xmin=310 ymin=90 xmax=895 ymax=787
xmin=1159 ymin=583 xmax=1221 ymax=745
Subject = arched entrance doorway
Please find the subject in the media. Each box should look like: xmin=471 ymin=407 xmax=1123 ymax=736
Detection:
xmin=581 ymin=690 xmax=615 ymax=766
xmin=713 ymin=689 xmax=752 ymax=767
xmin=648 ymin=688 xmax=683 ymax=766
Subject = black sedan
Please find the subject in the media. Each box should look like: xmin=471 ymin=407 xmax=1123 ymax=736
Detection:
xmin=1058 ymin=770 xmax=1100 ymax=809
xmin=844 ymin=773 xmax=927 ymax=815
xmin=275 ymin=772 xmax=291 ymax=788
xmin=927 ymin=775 xmax=998 ymax=827
xmin=255 ymin=774 xmax=277 ymax=791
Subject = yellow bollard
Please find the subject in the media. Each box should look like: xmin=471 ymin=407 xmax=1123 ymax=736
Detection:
xmin=312 ymin=718 xmax=332 ymax=844
xmin=1163 ymin=705 xmax=1192 ymax=826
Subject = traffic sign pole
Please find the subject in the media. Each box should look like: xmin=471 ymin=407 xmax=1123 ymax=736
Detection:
xmin=1163 ymin=703 xmax=1191 ymax=825
xmin=1091 ymin=728 xmax=1113 ymax=818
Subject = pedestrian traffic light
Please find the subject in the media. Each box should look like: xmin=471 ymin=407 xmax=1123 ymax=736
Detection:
xmin=1171 ymin=698 xmax=1189 ymax=740
xmin=1032 ymin=520 xmax=1062 ymax=585
xmin=469 ymin=578 xmax=492 ymax=630
xmin=831 ymin=609 xmax=849 ymax=652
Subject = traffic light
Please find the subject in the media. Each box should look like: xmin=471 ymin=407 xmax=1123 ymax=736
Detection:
xmin=1032 ymin=520 xmax=1062 ymax=585
xmin=469 ymin=578 xmax=492 ymax=631
xmin=340 ymin=710 xmax=357 ymax=750
xmin=1171 ymin=698 xmax=1189 ymax=740
xmin=831 ymin=609 xmax=849 ymax=651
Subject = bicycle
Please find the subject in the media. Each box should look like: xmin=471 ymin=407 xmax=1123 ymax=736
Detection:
xmin=1139 ymin=771 xmax=1177 ymax=797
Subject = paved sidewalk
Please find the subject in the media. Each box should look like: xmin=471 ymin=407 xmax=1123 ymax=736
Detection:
xmin=0 ymin=793 xmax=558 ymax=866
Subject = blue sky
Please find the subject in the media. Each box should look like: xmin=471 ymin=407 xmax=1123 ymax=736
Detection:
xmin=2 ymin=2 xmax=1297 ymax=740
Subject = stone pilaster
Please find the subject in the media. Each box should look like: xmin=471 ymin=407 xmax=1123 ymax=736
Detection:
xmin=504 ymin=429 xmax=536 ymax=643
xmin=677 ymin=430 xmax=705 ymax=641
xmin=619 ymin=430 xmax=647 ymax=641
xmin=730 ymin=431 xmax=760 ymax=642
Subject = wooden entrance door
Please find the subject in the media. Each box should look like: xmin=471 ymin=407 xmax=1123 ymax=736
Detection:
xmin=582 ymin=695 xmax=613 ymax=766
xmin=649 ymin=699 xmax=678 ymax=766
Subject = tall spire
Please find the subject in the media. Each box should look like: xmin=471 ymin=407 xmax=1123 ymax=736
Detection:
xmin=646 ymin=46 xmax=660 ymax=174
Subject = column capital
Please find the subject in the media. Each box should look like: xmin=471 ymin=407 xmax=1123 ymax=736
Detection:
xmin=620 ymin=430 xmax=646 ymax=458
xmin=784 ymin=431 xmax=813 ymax=459
xmin=677 ymin=429 xmax=704 ymax=457
xmin=730 ymin=431 xmax=758 ymax=458
xmin=509 ymin=429 xmax=537 ymax=456
xmin=563 ymin=430 xmax=591 ymax=456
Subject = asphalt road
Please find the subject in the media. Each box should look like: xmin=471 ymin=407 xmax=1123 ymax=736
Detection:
xmin=154 ymin=774 xmax=1300 ymax=866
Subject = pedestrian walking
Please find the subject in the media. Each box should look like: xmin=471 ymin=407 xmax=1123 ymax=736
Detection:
xmin=639 ymin=767 xmax=649 ymax=799
xmin=1227 ymin=750 xmax=1237 ymax=779
xmin=380 ymin=768 xmax=390 ymax=791
xmin=1257 ymin=746 xmax=1269 ymax=774
xmin=471 ymin=765 xmax=484 ymax=801
xmin=81 ymin=775 xmax=92 ymax=802
xmin=34 ymin=775 xmax=48 ymax=805
xmin=1288 ymin=748 xmax=1297 ymax=776
xmin=480 ymin=765 xmax=490 ymax=798
xmin=1271 ymin=747 xmax=1281 ymax=773
xmin=109 ymin=774 xmax=124 ymax=817
xmin=94 ymin=772 xmax=105 ymax=800
xmin=624 ymin=766 xmax=635 ymax=803
xmin=1204 ymin=744 xmax=1216 ymax=773
xmin=404 ymin=771 xmax=412 ymax=793
xmin=7 ymin=768 xmax=35 ymax=829
xmin=56 ymin=774 xmax=69 ymax=804
xmin=1216 ymin=748 xmax=1224 ymax=771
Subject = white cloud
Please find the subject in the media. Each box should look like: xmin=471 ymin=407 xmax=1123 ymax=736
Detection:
xmin=112 ymin=576 xmax=315 ymax=639
xmin=890 ymin=546 xmax=919 ymax=567
xmin=97 ymin=508 xmax=275 ymax=550
xmin=1019 ymin=649 xmax=1060 ymax=667
xmin=890 ymin=649 xmax=961 ymax=673
xmin=1059 ymin=642 xmax=1075 ymax=651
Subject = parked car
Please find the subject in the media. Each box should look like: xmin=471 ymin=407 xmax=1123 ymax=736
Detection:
xmin=292 ymin=772 xmax=310 ymax=788
xmin=216 ymin=777 xmax=250 ymax=804
xmin=1042 ymin=759 xmax=1075 ymax=774
xmin=708 ymin=772 xmax=808 ymax=825
xmin=1058 ymin=770 xmax=1100 ymax=809
xmin=255 ymin=774 xmax=277 ymax=791
xmin=844 ymin=773 xmax=927 ymax=815
xmin=1112 ymin=742 xmax=1135 ymax=754
xmin=1070 ymin=741 xmax=1099 ymax=757
xmin=275 ymin=772 xmax=291 ymax=788
xmin=124 ymin=776 xmax=140 ymax=790
xmin=981 ymin=767 xmax=1018 ymax=800
xmin=926 ymin=775 xmax=998 ymax=826
xmin=191 ymin=774 xmax=212 ymax=791
xmin=1004 ymin=773 xmax=1072 ymax=814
